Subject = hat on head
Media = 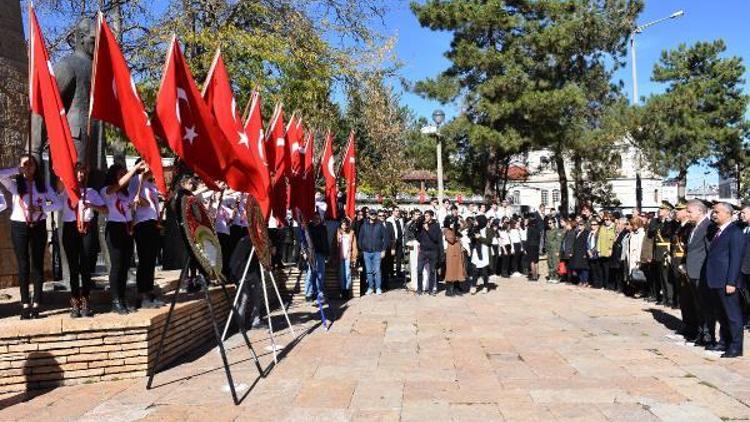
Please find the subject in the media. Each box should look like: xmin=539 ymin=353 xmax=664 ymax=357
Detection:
xmin=674 ymin=198 xmax=687 ymax=210
xmin=659 ymin=200 xmax=674 ymax=211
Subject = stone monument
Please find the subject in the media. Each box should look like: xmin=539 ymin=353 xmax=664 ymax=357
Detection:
xmin=0 ymin=0 xmax=30 ymax=288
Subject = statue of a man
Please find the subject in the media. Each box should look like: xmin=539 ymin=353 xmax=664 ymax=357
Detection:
xmin=30 ymin=18 xmax=105 ymax=180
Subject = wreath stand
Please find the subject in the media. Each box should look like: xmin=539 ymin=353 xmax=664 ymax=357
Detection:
xmin=220 ymin=247 xmax=296 ymax=364
xmin=146 ymin=258 xmax=265 ymax=405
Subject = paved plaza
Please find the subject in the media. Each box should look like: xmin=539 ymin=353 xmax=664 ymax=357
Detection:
xmin=3 ymin=276 xmax=750 ymax=421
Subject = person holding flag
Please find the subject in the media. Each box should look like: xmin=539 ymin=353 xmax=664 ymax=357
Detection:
xmin=0 ymin=156 xmax=62 ymax=319
xmin=101 ymin=161 xmax=146 ymax=315
xmin=59 ymin=162 xmax=106 ymax=318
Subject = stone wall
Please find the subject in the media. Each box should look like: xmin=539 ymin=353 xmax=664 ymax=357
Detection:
xmin=0 ymin=286 xmax=231 ymax=394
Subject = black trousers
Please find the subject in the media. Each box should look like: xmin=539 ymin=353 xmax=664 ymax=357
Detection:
xmin=676 ymin=272 xmax=699 ymax=337
xmin=105 ymin=222 xmax=133 ymax=301
xmin=659 ymin=261 xmax=675 ymax=305
xmin=218 ymin=232 xmax=232 ymax=279
xmin=417 ymin=249 xmax=438 ymax=293
xmin=10 ymin=220 xmax=47 ymax=305
xmin=134 ymin=220 xmax=159 ymax=294
xmin=471 ymin=265 xmax=489 ymax=287
xmin=62 ymin=222 xmax=97 ymax=298
xmin=511 ymin=243 xmax=522 ymax=274
xmin=382 ymin=247 xmax=393 ymax=289
xmin=394 ymin=240 xmax=404 ymax=280
xmin=500 ymin=246 xmax=511 ymax=277
xmin=698 ymin=278 xmax=717 ymax=342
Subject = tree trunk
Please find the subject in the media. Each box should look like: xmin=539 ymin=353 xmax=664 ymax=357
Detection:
xmin=554 ymin=153 xmax=569 ymax=217
xmin=677 ymin=167 xmax=688 ymax=199
xmin=499 ymin=155 xmax=511 ymax=201
xmin=573 ymin=155 xmax=584 ymax=213
xmin=483 ymin=148 xmax=498 ymax=199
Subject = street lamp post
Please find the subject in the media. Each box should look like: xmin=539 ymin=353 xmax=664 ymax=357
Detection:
xmin=432 ymin=109 xmax=445 ymax=204
xmin=629 ymin=9 xmax=684 ymax=211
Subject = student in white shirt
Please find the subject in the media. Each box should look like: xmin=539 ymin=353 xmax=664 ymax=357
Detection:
xmin=0 ymin=154 xmax=61 ymax=319
xmin=102 ymin=161 xmax=146 ymax=315
xmin=130 ymin=160 xmax=165 ymax=309
xmin=60 ymin=163 xmax=106 ymax=318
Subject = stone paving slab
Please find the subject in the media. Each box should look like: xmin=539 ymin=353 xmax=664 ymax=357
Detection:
xmin=4 ymin=276 xmax=750 ymax=420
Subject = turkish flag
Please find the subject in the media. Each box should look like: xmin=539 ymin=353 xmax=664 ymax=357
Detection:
xmin=298 ymin=131 xmax=315 ymax=219
xmin=152 ymin=36 xmax=230 ymax=190
xmin=264 ymin=104 xmax=287 ymax=225
xmin=90 ymin=13 xmax=166 ymax=194
xmin=320 ymin=130 xmax=338 ymax=220
xmin=287 ymin=115 xmax=303 ymax=179
xmin=340 ymin=130 xmax=357 ymax=219
xmin=28 ymin=5 xmax=78 ymax=203
xmin=202 ymin=50 xmax=270 ymax=216
xmin=242 ymin=91 xmax=271 ymax=218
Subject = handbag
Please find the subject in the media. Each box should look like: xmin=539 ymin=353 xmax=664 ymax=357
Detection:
xmin=630 ymin=268 xmax=647 ymax=284
xmin=557 ymin=261 xmax=567 ymax=276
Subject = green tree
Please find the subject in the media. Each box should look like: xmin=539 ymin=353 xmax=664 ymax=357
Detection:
xmin=411 ymin=0 xmax=642 ymax=213
xmin=634 ymin=40 xmax=749 ymax=198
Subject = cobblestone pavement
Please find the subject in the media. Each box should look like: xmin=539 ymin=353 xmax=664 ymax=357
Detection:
xmin=3 ymin=276 xmax=750 ymax=421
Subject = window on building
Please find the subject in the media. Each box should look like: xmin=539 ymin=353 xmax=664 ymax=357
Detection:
xmin=513 ymin=190 xmax=520 ymax=204
xmin=552 ymin=189 xmax=560 ymax=204
xmin=654 ymin=189 xmax=659 ymax=203
xmin=541 ymin=190 xmax=549 ymax=206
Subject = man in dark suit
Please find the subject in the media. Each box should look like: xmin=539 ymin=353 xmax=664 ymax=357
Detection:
xmin=739 ymin=204 xmax=750 ymax=326
xmin=387 ymin=207 xmax=406 ymax=284
xmin=685 ymin=199 xmax=716 ymax=346
xmin=705 ymin=202 xmax=746 ymax=358
xmin=379 ymin=210 xmax=395 ymax=289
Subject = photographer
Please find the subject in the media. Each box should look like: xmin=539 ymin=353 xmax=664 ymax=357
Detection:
xmin=416 ymin=210 xmax=442 ymax=295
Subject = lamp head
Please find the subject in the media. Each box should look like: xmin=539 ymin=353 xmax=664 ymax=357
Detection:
xmin=670 ymin=10 xmax=685 ymax=19
xmin=432 ymin=109 xmax=445 ymax=126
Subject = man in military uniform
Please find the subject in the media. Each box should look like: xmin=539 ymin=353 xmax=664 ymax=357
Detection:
xmin=671 ymin=199 xmax=697 ymax=340
xmin=648 ymin=201 xmax=678 ymax=306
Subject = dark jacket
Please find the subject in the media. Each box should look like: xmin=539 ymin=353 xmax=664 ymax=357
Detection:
xmin=569 ymin=229 xmax=590 ymax=270
xmin=358 ymin=220 xmax=387 ymax=252
xmin=309 ymin=222 xmax=329 ymax=257
xmin=686 ymin=216 xmax=712 ymax=281
xmin=417 ymin=220 xmax=442 ymax=252
xmin=560 ymin=229 xmax=576 ymax=260
xmin=526 ymin=217 xmax=544 ymax=246
xmin=706 ymin=222 xmax=746 ymax=289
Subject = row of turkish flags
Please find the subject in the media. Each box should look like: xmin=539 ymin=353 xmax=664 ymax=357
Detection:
xmin=29 ymin=5 xmax=357 ymax=224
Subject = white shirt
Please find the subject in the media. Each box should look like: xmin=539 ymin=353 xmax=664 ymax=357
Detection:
xmin=339 ymin=230 xmax=354 ymax=260
xmin=202 ymin=190 xmax=234 ymax=235
xmin=129 ymin=177 xmax=160 ymax=224
xmin=0 ymin=194 xmax=6 ymax=213
xmin=230 ymin=192 xmax=248 ymax=227
xmin=498 ymin=230 xmax=511 ymax=247
xmin=509 ymin=228 xmax=521 ymax=244
xmin=0 ymin=167 xmax=61 ymax=223
xmin=689 ymin=214 xmax=711 ymax=244
xmin=315 ymin=199 xmax=327 ymax=220
xmin=100 ymin=187 xmax=133 ymax=223
xmin=61 ymin=188 xmax=105 ymax=223
xmin=471 ymin=228 xmax=490 ymax=268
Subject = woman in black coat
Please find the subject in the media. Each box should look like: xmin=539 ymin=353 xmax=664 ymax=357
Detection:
xmin=569 ymin=222 xmax=590 ymax=285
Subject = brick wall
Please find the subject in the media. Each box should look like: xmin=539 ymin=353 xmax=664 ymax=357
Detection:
xmin=0 ymin=286 xmax=231 ymax=394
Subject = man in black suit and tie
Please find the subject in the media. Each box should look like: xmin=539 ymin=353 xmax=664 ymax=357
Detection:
xmin=685 ymin=199 xmax=714 ymax=346
xmin=387 ymin=207 xmax=406 ymax=284
xmin=706 ymin=202 xmax=746 ymax=358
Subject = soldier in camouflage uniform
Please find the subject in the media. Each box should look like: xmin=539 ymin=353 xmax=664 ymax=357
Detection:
xmin=545 ymin=218 xmax=564 ymax=283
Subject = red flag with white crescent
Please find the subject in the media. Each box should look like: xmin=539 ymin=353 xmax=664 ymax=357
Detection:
xmin=28 ymin=4 xmax=79 ymax=203
xmin=90 ymin=13 xmax=166 ymax=194
xmin=152 ymin=36 xmax=231 ymax=190
xmin=202 ymin=50 xmax=270 ymax=216
xmin=320 ymin=130 xmax=338 ymax=219
xmin=264 ymin=104 xmax=287 ymax=225
xmin=340 ymin=130 xmax=357 ymax=219
xmin=242 ymin=91 xmax=271 ymax=218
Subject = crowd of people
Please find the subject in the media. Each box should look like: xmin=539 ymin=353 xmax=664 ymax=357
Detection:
xmin=2 ymin=154 xmax=749 ymax=359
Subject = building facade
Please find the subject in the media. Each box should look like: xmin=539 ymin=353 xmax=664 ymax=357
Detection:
xmin=505 ymin=144 xmax=665 ymax=213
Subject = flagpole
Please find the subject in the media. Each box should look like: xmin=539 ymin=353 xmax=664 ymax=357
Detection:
xmin=264 ymin=102 xmax=281 ymax=143
xmin=27 ymin=2 xmax=34 ymax=156
xmin=201 ymin=47 xmax=221 ymax=97
xmin=87 ymin=12 xmax=103 ymax=143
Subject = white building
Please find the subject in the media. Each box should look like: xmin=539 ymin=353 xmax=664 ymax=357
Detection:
xmin=505 ymin=143 xmax=665 ymax=213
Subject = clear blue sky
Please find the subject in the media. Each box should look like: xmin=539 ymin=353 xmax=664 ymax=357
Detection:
xmin=384 ymin=1 xmax=750 ymax=189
